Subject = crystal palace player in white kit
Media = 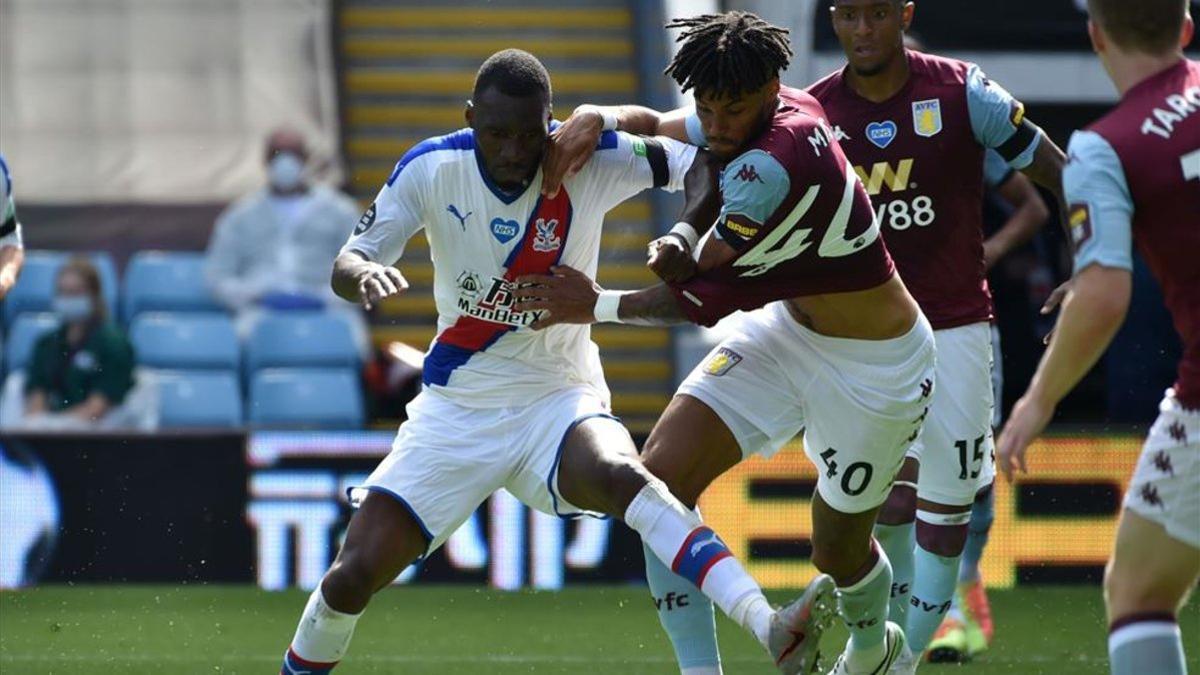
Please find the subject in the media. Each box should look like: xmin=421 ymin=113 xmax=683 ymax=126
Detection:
xmin=997 ymin=2 xmax=1199 ymax=674
xmin=278 ymin=49 xmax=820 ymax=675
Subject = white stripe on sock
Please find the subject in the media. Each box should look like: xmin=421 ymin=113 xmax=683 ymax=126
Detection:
xmin=915 ymin=509 xmax=971 ymax=526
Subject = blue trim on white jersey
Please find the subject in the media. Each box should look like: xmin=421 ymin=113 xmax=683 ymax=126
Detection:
xmin=596 ymin=130 xmax=619 ymax=150
xmin=423 ymin=331 xmax=510 ymax=387
xmin=546 ymin=412 xmax=620 ymax=519
xmin=386 ymin=128 xmax=475 ymax=186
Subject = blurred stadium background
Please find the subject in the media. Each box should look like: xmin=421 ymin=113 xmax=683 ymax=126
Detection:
xmin=0 ymin=0 xmax=1197 ymax=672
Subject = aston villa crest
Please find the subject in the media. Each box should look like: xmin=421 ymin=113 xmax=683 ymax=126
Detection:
xmin=912 ymin=99 xmax=943 ymax=138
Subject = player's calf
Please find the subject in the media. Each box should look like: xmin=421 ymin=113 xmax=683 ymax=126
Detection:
xmin=907 ymin=508 xmax=971 ymax=656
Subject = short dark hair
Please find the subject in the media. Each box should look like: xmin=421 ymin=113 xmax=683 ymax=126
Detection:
xmin=473 ymin=49 xmax=551 ymax=101
xmin=664 ymin=11 xmax=793 ymax=100
xmin=1088 ymin=0 xmax=1188 ymax=54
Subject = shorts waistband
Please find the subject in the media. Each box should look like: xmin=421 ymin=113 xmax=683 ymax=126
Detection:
xmin=772 ymin=302 xmax=933 ymax=365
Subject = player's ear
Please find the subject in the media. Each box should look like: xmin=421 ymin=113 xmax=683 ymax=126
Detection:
xmin=1086 ymin=19 xmax=1104 ymax=55
xmin=901 ymin=2 xmax=915 ymax=31
xmin=765 ymin=78 xmax=781 ymax=100
xmin=1181 ymin=14 xmax=1195 ymax=49
xmin=465 ymin=100 xmax=475 ymax=128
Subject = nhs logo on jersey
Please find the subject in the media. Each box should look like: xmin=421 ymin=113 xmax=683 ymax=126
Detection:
xmin=490 ymin=217 xmax=520 ymax=243
xmin=866 ymin=121 xmax=898 ymax=149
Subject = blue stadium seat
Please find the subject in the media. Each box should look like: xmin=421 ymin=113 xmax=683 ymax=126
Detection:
xmin=249 ymin=368 xmax=364 ymax=430
xmin=122 ymin=251 xmax=221 ymax=323
xmin=2 ymin=251 xmax=119 ymax=328
xmin=245 ymin=312 xmax=359 ymax=375
xmin=4 ymin=313 xmax=58 ymax=373
xmin=130 ymin=313 xmax=239 ymax=371
xmin=156 ymin=370 xmax=243 ymax=428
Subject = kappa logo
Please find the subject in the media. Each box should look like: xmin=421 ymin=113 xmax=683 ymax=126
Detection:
xmin=490 ymin=217 xmax=520 ymax=244
xmin=733 ymin=163 xmax=765 ymax=183
xmin=447 ymin=204 xmax=472 ymax=230
xmin=704 ymin=347 xmax=743 ymax=376
xmin=1167 ymin=421 xmax=1187 ymax=445
xmin=354 ymin=203 xmax=377 ymax=235
xmin=1152 ymin=449 xmax=1175 ymax=476
xmin=912 ymin=99 xmax=943 ymax=138
xmin=532 ymin=218 xmax=561 ymax=252
xmin=865 ymin=120 xmax=898 ymax=149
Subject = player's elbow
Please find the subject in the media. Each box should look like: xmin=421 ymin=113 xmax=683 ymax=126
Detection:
xmin=1074 ymin=264 xmax=1132 ymax=325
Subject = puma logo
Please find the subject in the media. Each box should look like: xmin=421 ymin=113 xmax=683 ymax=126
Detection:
xmin=447 ymin=204 xmax=472 ymax=230
xmin=690 ymin=530 xmax=724 ymax=557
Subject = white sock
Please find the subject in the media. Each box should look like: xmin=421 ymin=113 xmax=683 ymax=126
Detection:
xmin=288 ymin=587 xmax=362 ymax=665
xmin=625 ymin=481 xmax=771 ymax=646
xmin=681 ymin=667 xmax=723 ymax=675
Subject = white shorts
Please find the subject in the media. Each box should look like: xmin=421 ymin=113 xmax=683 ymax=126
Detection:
xmin=1124 ymin=389 xmax=1200 ymax=549
xmin=907 ymin=322 xmax=997 ymax=505
xmin=677 ymin=302 xmax=936 ymax=514
xmin=349 ymin=385 xmax=614 ymax=556
xmin=991 ymin=324 xmax=1003 ymax=428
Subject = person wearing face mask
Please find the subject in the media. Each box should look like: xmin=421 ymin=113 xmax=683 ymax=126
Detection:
xmin=203 ymin=128 xmax=364 ymax=350
xmin=21 ymin=257 xmax=135 ymax=428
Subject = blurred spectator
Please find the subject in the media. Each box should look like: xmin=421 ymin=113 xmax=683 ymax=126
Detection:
xmin=0 ymin=154 xmax=24 ymax=299
xmin=15 ymin=257 xmax=151 ymax=430
xmin=204 ymin=128 xmax=366 ymax=353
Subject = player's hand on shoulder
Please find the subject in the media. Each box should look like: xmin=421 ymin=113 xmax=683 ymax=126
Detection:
xmin=541 ymin=106 xmax=605 ymax=198
xmin=646 ymin=234 xmax=696 ymax=283
xmin=356 ymin=263 xmax=409 ymax=311
xmin=512 ymin=265 xmax=602 ymax=329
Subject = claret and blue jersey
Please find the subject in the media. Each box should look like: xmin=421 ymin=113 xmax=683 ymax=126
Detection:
xmin=341 ymin=127 xmax=696 ymax=407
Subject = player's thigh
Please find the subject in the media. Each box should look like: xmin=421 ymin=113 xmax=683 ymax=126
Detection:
xmin=641 ymin=393 xmax=746 ymax=507
xmin=1105 ymin=509 xmax=1200 ymax=621
xmin=505 ymin=385 xmax=635 ymax=519
xmin=914 ymin=323 xmax=996 ymax=509
xmin=1109 ymin=397 xmax=1200 ymax=618
xmin=331 ymin=490 xmax=430 ymax=594
xmin=350 ymin=392 xmax=508 ymax=555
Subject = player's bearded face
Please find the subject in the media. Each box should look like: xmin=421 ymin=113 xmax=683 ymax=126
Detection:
xmin=831 ymin=0 xmax=908 ymax=77
xmin=694 ymin=84 xmax=777 ymax=160
xmin=468 ymin=88 xmax=552 ymax=191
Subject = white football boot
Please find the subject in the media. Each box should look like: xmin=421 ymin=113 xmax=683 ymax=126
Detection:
xmin=826 ymin=621 xmax=912 ymax=674
xmin=768 ymin=573 xmax=838 ymax=674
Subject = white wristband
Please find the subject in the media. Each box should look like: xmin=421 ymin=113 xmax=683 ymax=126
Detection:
xmin=593 ymin=290 xmax=626 ymax=323
xmin=598 ymin=109 xmax=619 ymax=132
xmin=668 ymin=222 xmax=699 ymax=251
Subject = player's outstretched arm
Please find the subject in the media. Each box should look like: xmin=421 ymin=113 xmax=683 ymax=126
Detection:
xmin=331 ymin=251 xmax=409 ymax=311
xmin=512 ymin=266 xmax=688 ymax=329
xmin=541 ymin=105 xmax=694 ymax=198
xmin=996 ymin=263 xmax=1130 ymax=480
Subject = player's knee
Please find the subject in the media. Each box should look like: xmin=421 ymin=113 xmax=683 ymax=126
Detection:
xmin=877 ymin=484 xmax=917 ymax=526
xmin=322 ymin=553 xmax=381 ymax=610
xmin=915 ymin=519 xmax=969 ymax=557
xmin=641 ymin=439 xmax=702 ymax=507
xmin=1104 ymin=560 xmax=1181 ymax=618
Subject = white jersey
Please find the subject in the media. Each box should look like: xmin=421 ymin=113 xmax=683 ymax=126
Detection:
xmin=342 ymin=128 xmax=696 ymax=407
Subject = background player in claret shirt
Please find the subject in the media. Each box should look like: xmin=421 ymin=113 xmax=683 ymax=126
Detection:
xmin=519 ymin=13 xmax=935 ymax=674
xmin=996 ymin=1 xmax=1199 ymax=674
xmin=807 ymin=1 xmax=1067 ymax=665
xmin=277 ymin=49 xmax=815 ymax=675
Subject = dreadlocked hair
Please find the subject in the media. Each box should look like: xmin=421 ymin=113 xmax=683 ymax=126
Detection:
xmin=664 ymin=12 xmax=792 ymax=99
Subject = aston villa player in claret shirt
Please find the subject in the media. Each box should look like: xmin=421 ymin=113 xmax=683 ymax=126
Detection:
xmin=998 ymin=1 xmax=1199 ymax=674
xmin=807 ymin=1 xmax=1068 ymax=666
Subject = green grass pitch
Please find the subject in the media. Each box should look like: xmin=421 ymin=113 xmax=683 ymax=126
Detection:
xmin=1 ymin=585 xmax=1196 ymax=673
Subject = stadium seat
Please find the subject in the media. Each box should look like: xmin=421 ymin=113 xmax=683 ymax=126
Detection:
xmin=245 ymin=312 xmax=359 ymax=375
xmin=4 ymin=313 xmax=58 ymax=373
xmin=248 ymin=368 xmax=364 ymax=430
xmin=130 ymin=313 xmax=239 ymax=371
xmin=2 ymin=251 xmax=119 ymax=328
xmin=122 ymin=251 xmax=222 ymax=323
xmin=156 ymin=370 xmax=243 ymax=428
